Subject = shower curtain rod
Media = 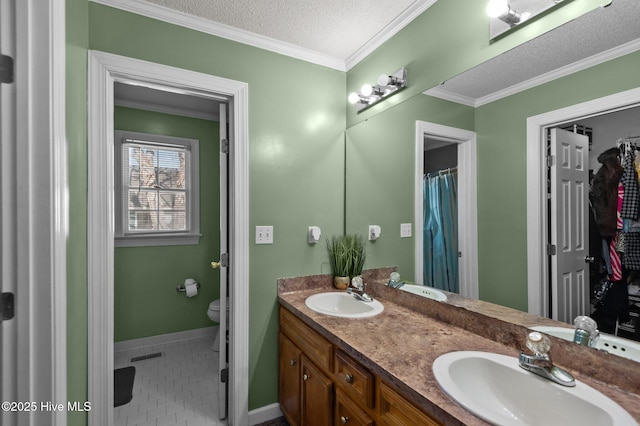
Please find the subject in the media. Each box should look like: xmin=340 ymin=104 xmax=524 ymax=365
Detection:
xmin=425 ymin=166 xmax=457 ymax=178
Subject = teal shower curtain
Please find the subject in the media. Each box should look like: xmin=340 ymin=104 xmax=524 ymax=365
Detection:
xmin=423 ymin=171 xmax=459 ymax=292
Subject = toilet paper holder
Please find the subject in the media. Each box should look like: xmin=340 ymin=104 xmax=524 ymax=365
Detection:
xmin=176 ymin=282 xmax=201 ymax=292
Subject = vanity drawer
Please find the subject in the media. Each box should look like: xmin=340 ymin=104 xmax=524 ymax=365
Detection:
xmin=335 ymin=349 xmax=374 ymax=408
xmin=335 ymin=388 xmax=374 ymax=426
xmin=279 ymin=307 xmax=333 ymax=372
xmin=378 ymin=381 xmax=441 ymax=426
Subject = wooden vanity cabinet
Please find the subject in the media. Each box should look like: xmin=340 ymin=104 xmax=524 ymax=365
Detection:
xmin=279 ymin=306 xmax=442 ymax=426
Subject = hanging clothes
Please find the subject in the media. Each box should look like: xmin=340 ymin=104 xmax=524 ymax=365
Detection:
xmin=591 ymin=147 xmax=623 ymax=237
xmin=620 ymin=148 xmax=640 ymax=220
xmin=423 ymin=170 xmax=458 ymax=293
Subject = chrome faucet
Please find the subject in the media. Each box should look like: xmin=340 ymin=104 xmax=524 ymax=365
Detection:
xmin=348 ymin=276 xmax=373 ymax=302
xmin=573 ymin=316 xmax=600 ymax=348
xmin=519 ymin=332 xmax=575 ymax=387
xmin=387 ymin=272 xmax=404 ymax=289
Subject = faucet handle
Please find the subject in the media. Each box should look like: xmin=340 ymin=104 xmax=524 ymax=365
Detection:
xmin=351 ymin=276 xmax=364 ymax=290
xmin=526 ymin=332 xmax=551 ymax=357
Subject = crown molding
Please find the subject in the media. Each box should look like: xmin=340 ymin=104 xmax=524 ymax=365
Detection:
xmin=90 ymin=0 xmax=347 ymax=71
xmin=424 ymin=37 xmax=640 ymax=108
xmin=422 ymin=86 xmax=477 ymax=107
xmin=345 ymin=0 xmax=438 ymax=70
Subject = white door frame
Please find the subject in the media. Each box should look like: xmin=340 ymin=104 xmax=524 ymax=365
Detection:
xmin=415 ymin=121 xmax=479 ymax=299
xmin=87 ymin=50 xmax=249 ymax=425
xmin=527 ymin=87 xmax=640 ymax=317
xmin=1 ymin=0 xmax=67 ymax=425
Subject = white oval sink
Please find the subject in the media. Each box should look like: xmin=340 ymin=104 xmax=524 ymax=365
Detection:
xmin=399 ymin=284 xmax=447 ymax=301
xmin=531 ymin=326 xmax=640 ymax=363
xmin=433 ymin=351 xmax=636 ymax=426
xmin=305 ymin=292 xmax=384 ymax=318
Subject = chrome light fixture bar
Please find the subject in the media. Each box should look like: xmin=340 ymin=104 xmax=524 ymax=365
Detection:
xmin=487 ymin=0 xmax=569 ymax=40
xmin=348 ymin=67 xmax=407 ymax=113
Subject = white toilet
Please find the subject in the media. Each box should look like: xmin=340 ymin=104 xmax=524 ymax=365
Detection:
xmin=207 ymin=298 xmax=229 ymax=351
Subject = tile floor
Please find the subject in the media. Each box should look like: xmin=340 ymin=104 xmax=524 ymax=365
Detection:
xmin=114 ymin=335 xmax=226 ymax=426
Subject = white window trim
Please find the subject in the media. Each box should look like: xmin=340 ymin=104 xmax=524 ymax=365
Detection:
xmin=114 ymin=129 xmax=201 ymax=247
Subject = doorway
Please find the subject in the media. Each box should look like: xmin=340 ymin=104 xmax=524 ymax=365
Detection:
xmin=87 ymin=51 xmax=249 ymax=425
xmin=423 ymin=139 xmax=459 ymax=292
xmin=111 ymin=83 xmax=231 ymax=423
xmin=415 ymin=121 xmax=479 ymax=299
xmin=526 ymin=87 xmax=640 ymax=319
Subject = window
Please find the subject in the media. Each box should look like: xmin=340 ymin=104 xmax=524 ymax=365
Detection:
xmin=115 ymin=130 xmax=200 ymax=247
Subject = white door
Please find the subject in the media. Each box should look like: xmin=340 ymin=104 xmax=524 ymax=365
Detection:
xmin=216 ymin=103 xmax=229 ymax=420
xmin=1 ymin=0 xmax=17 ymax=424
xmin=550 ymin=128 xmax=590 ymax=323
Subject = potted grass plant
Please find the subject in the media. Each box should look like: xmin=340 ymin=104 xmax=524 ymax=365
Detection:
xmin=326 ymin=234 xmax=366 ymax=289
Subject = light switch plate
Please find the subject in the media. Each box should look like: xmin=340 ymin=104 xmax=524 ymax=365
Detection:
xmin=400 ymin=223 xmax=412 ymax=238
xmin=256 ymin=226 xmax=273 ymax=244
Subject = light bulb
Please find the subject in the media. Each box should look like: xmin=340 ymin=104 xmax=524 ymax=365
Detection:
xmin=377 ymin=74 xmax=391 ymax=86
xmin=360 ymin=84 xmax=373 ymax=97
xmin=486 ymin=0 xmax=508 ymax=17
xmin=348 ymin=92 xmax=361 ymax=104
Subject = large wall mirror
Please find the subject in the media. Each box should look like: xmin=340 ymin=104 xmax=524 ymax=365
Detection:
xmin=345 ymin=0 xmax=640 ymax=362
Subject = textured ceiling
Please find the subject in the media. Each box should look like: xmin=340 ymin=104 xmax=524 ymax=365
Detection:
xmin=142 ymin=0 xmax=429 ymax=61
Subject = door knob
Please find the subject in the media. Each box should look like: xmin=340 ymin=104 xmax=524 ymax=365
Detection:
xmin=584 ymin=256 xmax=595 ymax=264
xmin=211 ymin=261 xmax=221 ymax=269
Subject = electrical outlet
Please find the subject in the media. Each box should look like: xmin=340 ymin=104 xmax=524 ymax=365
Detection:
xmin=400 ymin=223 xmax=412 ymax=238
xmin=255 ymin=226 xmax=273 ymax=244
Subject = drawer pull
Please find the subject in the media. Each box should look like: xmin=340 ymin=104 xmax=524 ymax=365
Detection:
xmin=345 ymin=374 xmax=354 ymax=384
xmin=290 ymin=359 xmax=296 ymax=366
xmin=340 ymin=415 xmax=349 ymax=424
xmin=303 ymin=373 xmax=309 ymax=381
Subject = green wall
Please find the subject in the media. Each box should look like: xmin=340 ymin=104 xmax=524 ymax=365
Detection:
xmin=113 ymin=106 xmax=220 ymax=342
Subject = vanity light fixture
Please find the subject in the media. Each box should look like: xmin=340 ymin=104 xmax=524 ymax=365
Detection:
xmin=486 ymin=0 xmax=530 ymax=26
xmin=487 ymin=0 xmax=567 ymax=40
xmin=348 ymin=67 xmax=407 ymax=113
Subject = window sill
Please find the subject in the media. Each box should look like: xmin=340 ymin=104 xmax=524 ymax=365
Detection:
xmin=115 ymin=233 xmax=202 ymax=248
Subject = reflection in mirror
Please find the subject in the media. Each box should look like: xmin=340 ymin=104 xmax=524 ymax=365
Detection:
xmin=427 ymin=0 xmax=638 ymax=108
xmin=347 ymin=0 xmax=640 ymax=362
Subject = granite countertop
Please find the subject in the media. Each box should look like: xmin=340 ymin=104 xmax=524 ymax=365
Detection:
xmin=277 ymin=270 xmax=640 ymax=425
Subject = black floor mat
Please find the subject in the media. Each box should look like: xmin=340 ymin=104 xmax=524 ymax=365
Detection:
xmin=114 ymin=366 xmax=135 ymax=407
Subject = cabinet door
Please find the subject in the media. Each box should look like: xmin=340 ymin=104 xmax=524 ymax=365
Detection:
xmin=301 ymin=354 xmax=333 ymax=426
xmin=336 ymin=388 xmax=375 ymax=426
xmin=279 ymin=333 xmax=301 ymax=426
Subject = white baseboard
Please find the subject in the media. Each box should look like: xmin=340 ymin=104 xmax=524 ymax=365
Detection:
xmin=249 ymin=403 xmax=284 ymax=425
xmin=114 ymin=326 xmax=217 ymax=353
